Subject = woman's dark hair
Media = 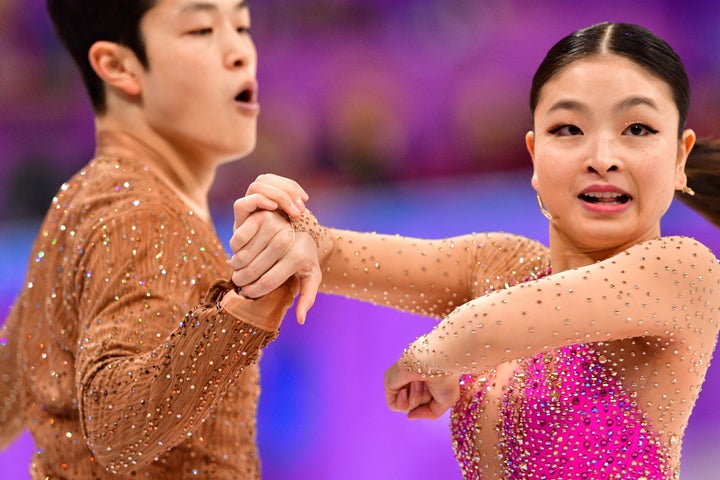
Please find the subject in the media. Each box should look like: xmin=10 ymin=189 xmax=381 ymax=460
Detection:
xmin=46 ymin=0 xmax=156 ymax=114
xmin=675 ymin=139 xmax=720 ymax=228
xmin=529 ymin=22 xmax=690 ymax=135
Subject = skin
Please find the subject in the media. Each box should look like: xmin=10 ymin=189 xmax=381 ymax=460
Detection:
xmin=88 ymin=0 xmax=260 ymax=220
xmin=384 ymin=53 xmax=697 ymax=418
xmin=87 ymin=0 xmax=317 ymax=323
xmin=527 ymin=54 xmax=695 ymax=271
xmin=228 ymin=52 xmax=698 ymax=331
xmin=206 ymin=41 xmax=720 ymax=478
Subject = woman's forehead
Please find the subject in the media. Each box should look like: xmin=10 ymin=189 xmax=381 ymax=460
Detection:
xmin=536 ymin=55 xmax=677 ymax=111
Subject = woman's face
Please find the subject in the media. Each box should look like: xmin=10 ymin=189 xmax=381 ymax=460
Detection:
xmin=526 ymin=54 xmax=695 ymax=254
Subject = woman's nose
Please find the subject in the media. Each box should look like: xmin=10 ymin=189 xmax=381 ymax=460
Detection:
xmin=586 ymin=137 xmax=620 ymax=174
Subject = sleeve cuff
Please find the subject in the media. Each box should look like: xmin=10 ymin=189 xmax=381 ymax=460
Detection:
xmin=219 ymin=289 xmax=283 ymax=332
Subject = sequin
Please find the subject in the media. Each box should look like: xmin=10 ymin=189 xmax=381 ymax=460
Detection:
xmin=0 ymin=131 xmax=283 ymax=479
xmin=316 ymin=223 xmax=718 ymax=479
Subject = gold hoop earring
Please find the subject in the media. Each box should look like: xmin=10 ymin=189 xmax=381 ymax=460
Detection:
xmin=681 ymin=185 xmax=695 ymax=196
xmin=536 ymin=193 xmax=553 ymax=221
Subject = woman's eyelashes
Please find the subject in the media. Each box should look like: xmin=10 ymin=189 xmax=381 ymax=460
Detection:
xmin=623 ymin=123 xmax=659 ymax=136
xmin=548 ymin=124 xmax=583 ymax=136
xmin=546 ymin=123 xmax=659 ymax=137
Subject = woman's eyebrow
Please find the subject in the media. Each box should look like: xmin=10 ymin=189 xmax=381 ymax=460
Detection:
xmin=615 ymin=95 xmax=659 ymax=112
xmin=547 ymin=99 xmax=587 ymax=114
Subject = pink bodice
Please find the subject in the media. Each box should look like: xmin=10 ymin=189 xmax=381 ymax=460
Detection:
xmin=451 ymin=344 xmax=676 ymax=479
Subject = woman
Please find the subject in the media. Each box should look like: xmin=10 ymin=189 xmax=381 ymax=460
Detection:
xmin=229 ymin=22 xmax=720 ymax=479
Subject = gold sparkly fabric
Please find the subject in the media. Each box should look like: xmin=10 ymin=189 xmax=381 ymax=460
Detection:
xmin=0 ymin=131 xmax=286 ymax=479
xmin=318 ymin=230 xmax=719 ymax=478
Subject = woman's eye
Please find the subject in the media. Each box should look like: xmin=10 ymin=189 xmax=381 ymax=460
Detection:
xmin=623 ymin=123 xmax=658 ymax=136
xmin=549 ymin=124 xmax=583 ymax=136
xmin=237 ymin=26 xmax=251 ymax=35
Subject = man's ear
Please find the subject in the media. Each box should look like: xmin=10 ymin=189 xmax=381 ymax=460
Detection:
xmin=88 ymin=41 xmax=142 ymax=97
xmin=525 ymin=130 xmax=540 ymax=190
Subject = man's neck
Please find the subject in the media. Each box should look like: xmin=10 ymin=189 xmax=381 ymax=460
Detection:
xmin=94 ymin=115 xmax=217 ymax=222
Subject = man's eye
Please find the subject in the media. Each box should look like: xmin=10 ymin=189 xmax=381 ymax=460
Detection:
xmin=623 ymin=123 xmax=658 ymax=136
xmin=189 ymin=28 xmax=213 ymax=36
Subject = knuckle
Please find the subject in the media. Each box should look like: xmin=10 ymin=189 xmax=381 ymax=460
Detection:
xmin=241 ymin=265 xmax=259 ymax=281
xmin=257 ymin=276 xmax=278 ymax=293
xmin=229 ymin=234 xmax=248 ymax=253
xmin=232 ymin=250 xmax=249 ymax=267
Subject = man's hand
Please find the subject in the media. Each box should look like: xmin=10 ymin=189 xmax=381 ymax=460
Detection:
xmin=228 ymin=175 xmax=321 ymax=324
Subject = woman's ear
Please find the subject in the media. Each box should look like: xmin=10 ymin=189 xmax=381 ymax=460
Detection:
xmin=526 ymin=130 xmax=540 ymax=190
xmin=88 ymin=40 xmax=142 ymax=97
xmin=675 ymin=128 xmax=696 ymax=189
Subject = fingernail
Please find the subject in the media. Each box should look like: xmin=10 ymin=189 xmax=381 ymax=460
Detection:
xmin=287 ymin=203 xmax=300 ymax=216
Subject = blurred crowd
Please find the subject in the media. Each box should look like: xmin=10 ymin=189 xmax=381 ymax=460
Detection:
xmin=2 ymin=0 xmax=720 ymax=221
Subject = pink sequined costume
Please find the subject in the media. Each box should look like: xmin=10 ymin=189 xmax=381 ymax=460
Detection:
xmin=312 ymin=226 xmax=719 ymax=479
xmin=453 ymin=344 xmax=673 ymax=479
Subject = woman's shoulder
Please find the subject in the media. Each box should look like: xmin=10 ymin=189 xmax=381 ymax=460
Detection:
xmin=620 ymin=236 xmax=720 ymax=281
xmin=634 ymin=235 xmax=718 ymax=260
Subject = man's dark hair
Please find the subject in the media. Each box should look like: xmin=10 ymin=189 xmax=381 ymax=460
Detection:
xmin=46 ymin=0 xmax=155 ymax=113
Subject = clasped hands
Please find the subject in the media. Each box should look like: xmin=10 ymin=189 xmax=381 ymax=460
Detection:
xmin=230 ymin=174 xmax=459 ymax=419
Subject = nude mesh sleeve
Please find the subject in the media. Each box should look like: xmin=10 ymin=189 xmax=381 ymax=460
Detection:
xmin=401 ymin=236 xmax=719 ymax=376
xmin=319 ymin=228 xmax=550 ymax=319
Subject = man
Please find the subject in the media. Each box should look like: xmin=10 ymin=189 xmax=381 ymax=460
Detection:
xmin=0 ymin=1 xmax=303 ymax=477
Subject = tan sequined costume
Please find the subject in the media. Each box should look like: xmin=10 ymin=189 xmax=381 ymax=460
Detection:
xmin=316 ymin=228 xmax=720 ymax=478
xmin=0 ymin=131 xmax=293 ymax=479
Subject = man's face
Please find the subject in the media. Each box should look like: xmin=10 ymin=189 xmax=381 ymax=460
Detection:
xmin=137 ymin=0 xmax=259 ymax=164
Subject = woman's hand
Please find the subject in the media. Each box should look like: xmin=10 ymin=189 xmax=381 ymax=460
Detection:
xmin=384 ymin=360 xmax=459 ymax=419
xmin=228 ymin=175 xmax=321 ymax=324
xmin=235 ymin=174 xmax=309 ymax=226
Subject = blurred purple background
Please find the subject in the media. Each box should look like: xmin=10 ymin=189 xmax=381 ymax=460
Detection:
xmin=1 ymin=1 xmax=719 ymax=478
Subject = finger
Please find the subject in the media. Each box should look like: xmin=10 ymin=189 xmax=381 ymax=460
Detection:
xmin=229 ymin=210 xmax=288 ymax=261
xmin=228 ymin=215 xmax=262 ymax=255
xmin=395 ymin=387 xmax=409 ymax=412
xmin=408 ymin=402 xmax=442 ymax=420
xmin=247 ymin=181 xmax=306 ymax=218
xmin=232 ymin=228 xmax=295 ymax=291
xmin=295 ymin=270 xmax=321 ymax=325
xmin=406 ymin=381 xmax=432 ymax=411
xmin=252 ymin=173 xmax=310 ymax=202
xmin=233 ymin=193 xmax=279 ymax=230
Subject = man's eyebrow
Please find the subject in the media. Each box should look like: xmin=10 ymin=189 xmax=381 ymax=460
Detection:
xmin=179 ymin=1 xmax=248 ymax=14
